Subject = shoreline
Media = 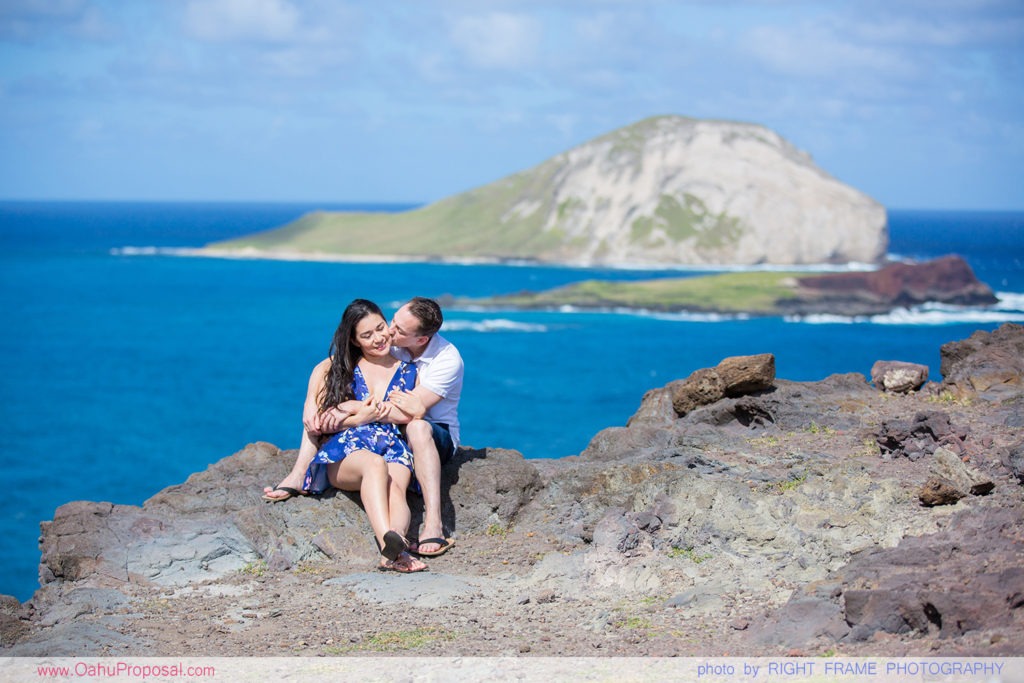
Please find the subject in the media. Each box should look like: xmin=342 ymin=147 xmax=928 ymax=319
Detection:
xmin=110 ymin=247 xmax=1024 ymax=324
xmin=131 ymin=245 xmax=885 ymax=272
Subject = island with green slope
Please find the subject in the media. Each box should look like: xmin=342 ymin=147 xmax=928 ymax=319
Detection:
xmin=203 ymin=114 xmax=887 ymax=267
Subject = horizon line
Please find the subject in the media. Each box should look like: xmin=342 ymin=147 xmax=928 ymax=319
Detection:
xmin=1 ymin=198 xmax=1023 ymax=214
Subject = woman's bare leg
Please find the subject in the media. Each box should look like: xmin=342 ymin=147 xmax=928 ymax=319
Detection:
xmin=263 ymin=428 xmax=320 ymax=500
xmin=386 ymin=462 xmax=413 ymax=539
xmin=383 ymin=462 xmax=427 ymax=572
xmin=265 ymin=359 xmax=330 ymax=500
xmin=328 ymin=450 xmax=393 ymax=549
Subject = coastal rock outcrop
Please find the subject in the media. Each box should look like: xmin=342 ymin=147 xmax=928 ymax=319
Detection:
xmin=940 ymin=322 xmax=1024 ymax=402
xmin=4 ymin=324 xmax=1023 ymax=657
xmin=786 ymin=255 xmax=998 ymax=316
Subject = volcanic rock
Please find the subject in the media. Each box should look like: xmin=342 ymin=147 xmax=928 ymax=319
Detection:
xmin=790 ymin=255 xmax=998 ymax=315
xmin=871 ymin=360 xmax=929 ymax=393
xmin=940 ymin=322 xmax=1024 ymax=401
xmin=4 ymin=323 xmax=1024 ymax=658
xmin=930 ymin=446 xmax=995 ymax=496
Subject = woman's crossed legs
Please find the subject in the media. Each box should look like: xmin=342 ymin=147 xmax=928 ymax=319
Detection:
xmin=328 ymin=449 xmax=426 ymax=573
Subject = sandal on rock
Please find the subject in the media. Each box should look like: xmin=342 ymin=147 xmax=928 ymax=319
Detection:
xmin=262 ymin=486 xmax=305 ymax=502
xmin=378 ymin=531 xmax=408 ymax=562
xmin=410 ymin=537 xmax=455 ymax=557
xmin=378 ymin=551 xmax=428 ymax=574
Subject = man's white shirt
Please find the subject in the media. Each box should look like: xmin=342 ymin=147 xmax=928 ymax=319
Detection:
xmin=392 ymin=333 xmax=463 ymax=446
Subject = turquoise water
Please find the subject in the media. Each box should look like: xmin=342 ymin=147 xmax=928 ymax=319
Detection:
xmin=1 ymin=202 xmax=1022 ymax=601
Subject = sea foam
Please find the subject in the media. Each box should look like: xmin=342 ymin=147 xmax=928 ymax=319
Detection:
xmin=787 ymin=294 xmax=1024 ymax=326
xmin=442 ymin=319 xmax=549 ymax=333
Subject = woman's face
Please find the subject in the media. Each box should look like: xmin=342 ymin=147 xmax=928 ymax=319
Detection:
xmin=352 ymin=313 xmax=392 ymax=358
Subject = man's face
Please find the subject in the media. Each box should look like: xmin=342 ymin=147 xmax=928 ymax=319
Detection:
xmin=390 ymin=305 xmax=425 ymax=349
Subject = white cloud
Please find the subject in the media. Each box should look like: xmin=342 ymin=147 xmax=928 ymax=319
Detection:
xmin=2 ymin=0 xmax=1022 ymax=207
xmin=743 ymin=21 xmax=911 ymax=80
xmin=183 ymin=0 xmax=305 ymax=43
xmin=448 ymin=11 xmax=542 ymax=69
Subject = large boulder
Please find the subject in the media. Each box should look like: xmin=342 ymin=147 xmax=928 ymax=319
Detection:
xmin=940 ymin=323 xmax=1024 ymax=401
xmin=871 ymin=360 xmax=929 ymax=393
xmin=627 ymin=353 xmax=775 ymax=424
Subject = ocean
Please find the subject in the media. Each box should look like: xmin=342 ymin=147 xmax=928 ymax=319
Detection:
xmin=1 ymin=201 xmax=1022 ymax=602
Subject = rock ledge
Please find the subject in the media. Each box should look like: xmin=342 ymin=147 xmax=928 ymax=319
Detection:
xmin=3 ymin=324 xmax=1022 ymax=657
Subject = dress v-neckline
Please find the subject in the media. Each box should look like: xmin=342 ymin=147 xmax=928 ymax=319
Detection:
xmin=354 ymin=361 xmax=404 ymax=400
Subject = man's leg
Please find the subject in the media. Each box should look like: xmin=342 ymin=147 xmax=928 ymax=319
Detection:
xmin=405 ymin=419 xmax=446 ymax=553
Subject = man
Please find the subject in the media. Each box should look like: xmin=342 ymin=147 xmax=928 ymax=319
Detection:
xmin=386 ymin=296 xmax=463 ymax=556
xmin=263 ymin=296 xmax=463 ymax=558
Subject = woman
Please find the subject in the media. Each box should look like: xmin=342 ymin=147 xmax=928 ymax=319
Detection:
xmin=263 ymin=299 xmax=426 ymax=573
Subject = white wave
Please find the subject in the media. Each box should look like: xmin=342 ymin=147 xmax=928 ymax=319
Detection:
xmin=994 ymin=291 xmax=1024 ymax=310
xmin=784 ymin=313 xmax=866 ymax=325
xmin=788 ymin=296 xmax=1024 ymax=326
xmin=442 ymin=319 xmax=548 ymax=333
xmin=647 ymin=310 xmax=751 ymax=322
xmin=884 ymin=253 xmax=920 ymax=265
xmin=565 ymin=305 xmax=752 ymax=321
xmin=870 ymin=305 xmax=1024 ymax=326
xmin=618 ymin=261 xmax=879 ymax=274
xmin=111 ymin=246 xmax=162 ymax=256
xmin=111 ymin=246 xmax=212 ymax=258
xmin=533 ymin=304 xmax=751 ymax=322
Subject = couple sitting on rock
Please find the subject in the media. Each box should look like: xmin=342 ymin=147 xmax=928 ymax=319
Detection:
xmin=262 ymin=296 xmax=464 ymax=573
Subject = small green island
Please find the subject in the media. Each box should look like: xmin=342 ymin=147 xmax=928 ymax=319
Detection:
xmin=454 ymin=255 xmax=998 ymax=318
xmin=461 ymin=271 xmax=800 ymax=315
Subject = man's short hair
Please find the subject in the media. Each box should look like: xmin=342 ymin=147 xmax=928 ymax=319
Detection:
xmin=407 ymin=296 xmax=443 ymax=337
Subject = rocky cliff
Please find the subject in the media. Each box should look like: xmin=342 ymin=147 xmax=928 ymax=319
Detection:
xmin=3 ymin=324 xmax=1022 ymax=658
xmin=205 ymin=115 xmax=888 ymax=267
xmin=789 ymin=254 xmax=1000 ymax=315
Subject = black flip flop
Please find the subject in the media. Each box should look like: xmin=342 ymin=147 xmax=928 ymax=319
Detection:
xmin=379 ymin=531 xmax=408 ymax=562
xmin=262 ymin=486 xmax=303 ymax=502
xmin=410 ymin=537 xmax=455 ymax=557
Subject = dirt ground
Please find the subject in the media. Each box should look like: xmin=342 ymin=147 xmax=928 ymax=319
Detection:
xmin=93 ymin=522 xmax=1021 ymax=659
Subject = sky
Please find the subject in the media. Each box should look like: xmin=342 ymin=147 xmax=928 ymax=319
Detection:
xmin=0 ymin=0 xmax=1022 ymax=210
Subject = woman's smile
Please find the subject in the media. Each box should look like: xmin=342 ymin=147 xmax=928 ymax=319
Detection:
xmin=354 ymin=313 xmax=393 ymax=356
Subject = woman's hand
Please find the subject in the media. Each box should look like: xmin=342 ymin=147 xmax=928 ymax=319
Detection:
xmin=314 ymin=406 xmax=351 ymax=434
xmin=303 ymin=405 xmax=324 ymax=435
xmin=352 ymin=395 xmax=384 ymax=424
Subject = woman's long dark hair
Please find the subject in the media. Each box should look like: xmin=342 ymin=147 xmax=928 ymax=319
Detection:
xmin=320 ymin=299 xmax=384 ymax=412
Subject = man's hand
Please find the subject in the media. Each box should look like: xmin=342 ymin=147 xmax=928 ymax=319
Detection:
xmin=387 ymin=390 xmax=426 ymax=420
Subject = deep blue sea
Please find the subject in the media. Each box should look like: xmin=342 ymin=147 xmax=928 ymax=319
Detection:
xmin=1 ymin=201 xmax=1022 ymax=601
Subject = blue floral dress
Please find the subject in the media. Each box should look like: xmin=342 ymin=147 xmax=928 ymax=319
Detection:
xmin=303 ymin=360 xmax=417 ymax=495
